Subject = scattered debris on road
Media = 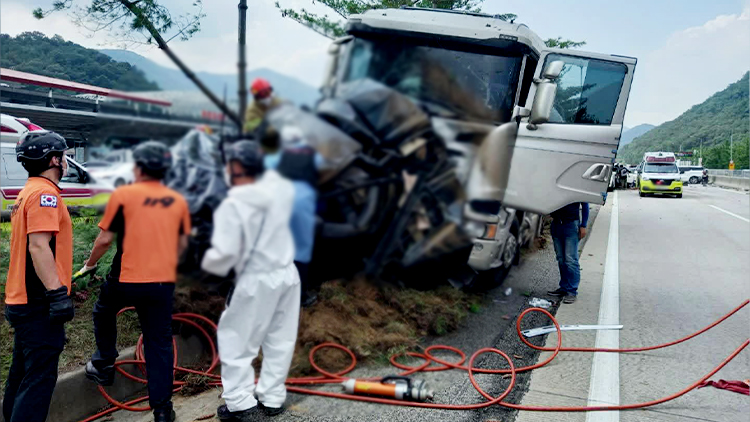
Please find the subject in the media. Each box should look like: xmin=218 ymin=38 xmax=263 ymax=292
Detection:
xmin=528 ymin=297 xmax=553 ymax=309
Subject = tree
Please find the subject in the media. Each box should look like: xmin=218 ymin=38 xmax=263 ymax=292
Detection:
xmin=275 ymin=0 xmax=585 ymax=48
xmin=34 ymin=0 xmax=241 ymax=126
xmin=1 ymin=32 xmax=159 ymax=91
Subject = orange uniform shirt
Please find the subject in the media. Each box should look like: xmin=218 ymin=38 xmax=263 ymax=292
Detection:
xmin=99 ymin=181 xmax=191 ymax=283
xmin=6 ymin=177 xmax=73 ymax=305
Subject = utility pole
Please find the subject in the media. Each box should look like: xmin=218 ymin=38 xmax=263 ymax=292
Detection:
xmin=238 ymin=0 xmax=248 ymax=133
xmin=730 ymin=132 xmax=734 ymax=163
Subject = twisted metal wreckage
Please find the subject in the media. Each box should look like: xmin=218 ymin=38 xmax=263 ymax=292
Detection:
xmin=167 ymin=79 xmax=503 ymax=289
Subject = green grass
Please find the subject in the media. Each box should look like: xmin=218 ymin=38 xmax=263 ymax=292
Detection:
xmin=0 ymin=216 xmax=138 ymax=395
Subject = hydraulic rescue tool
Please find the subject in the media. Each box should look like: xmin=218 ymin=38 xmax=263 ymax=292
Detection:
xmin=342 ymin=376 xmax=435 ymax=402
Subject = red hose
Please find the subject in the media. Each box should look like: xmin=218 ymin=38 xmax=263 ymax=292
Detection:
xmin=79 ymin=299 xmax=749 ymax=421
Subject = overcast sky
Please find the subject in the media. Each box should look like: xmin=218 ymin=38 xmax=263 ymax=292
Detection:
xmin=2 ymin=0 xmax=749 ymax=127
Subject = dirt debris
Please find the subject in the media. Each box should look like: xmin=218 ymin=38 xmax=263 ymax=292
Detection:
xmin=173 ymin=277 xmax=483 ymax=379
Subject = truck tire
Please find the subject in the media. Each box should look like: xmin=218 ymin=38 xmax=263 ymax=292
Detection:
xmin=689 ymin=176 xmax=699 ymax=184
xmin=639 ymin=191 xmax=646 ymax=197
xmin=676 ymin=193 xmax=683 ymax=198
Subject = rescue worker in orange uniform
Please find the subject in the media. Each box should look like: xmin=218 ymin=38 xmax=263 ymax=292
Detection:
xmin=3 ymin=131 xmax=75 ymax=422
xmin=78 ymin=141 xmax=191 ymax=422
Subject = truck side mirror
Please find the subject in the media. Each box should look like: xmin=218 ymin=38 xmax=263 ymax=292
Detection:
xmin=527 ymin=60 xmax=564 ymax=129
xmin=542 ymin=60 xmax=564 ymax=79
xmin=322 ymin=36 xmax=353 ymax=97
xmin=528 ymin=81 xmax=557 ymax=126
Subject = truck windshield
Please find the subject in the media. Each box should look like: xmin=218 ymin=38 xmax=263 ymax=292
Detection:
xmin=644 ymin=163 xmax=678 ymax=173
xmin=344 ymin=37 xmax=523 ymax=123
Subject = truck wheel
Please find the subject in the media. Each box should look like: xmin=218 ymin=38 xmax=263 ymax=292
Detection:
xmin=639 ymin=191 xmax=645 ymax=197
xmin=689 ymin=176 xmax=699 ymax=184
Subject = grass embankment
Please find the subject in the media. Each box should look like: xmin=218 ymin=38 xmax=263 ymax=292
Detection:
xmin=1 ymin=216 xmax=487 ymax=394
xmin=0 ymin=215 xmax=140 ymax=394
xmin=173 ymin=279 xmax=484 ymax=378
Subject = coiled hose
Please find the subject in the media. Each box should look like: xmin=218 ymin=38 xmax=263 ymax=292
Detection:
xmin=78 ymin=299 xmax=749 ymax=421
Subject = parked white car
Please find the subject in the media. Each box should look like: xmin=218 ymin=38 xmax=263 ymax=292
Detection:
xmin=1 ymin=113 xmax=46 ymax=144
xmin=678 ymin=165 xmax=705 ymax=184
xmin=88 ymin=161 xmax=135 ymax=188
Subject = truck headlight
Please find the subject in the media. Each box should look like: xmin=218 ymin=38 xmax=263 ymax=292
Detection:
xmin=464 ymin=221 xmax=485 ymax=238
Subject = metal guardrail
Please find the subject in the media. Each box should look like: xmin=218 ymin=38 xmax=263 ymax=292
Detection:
xmin=707 ymin=169 xmax=750 ymax=178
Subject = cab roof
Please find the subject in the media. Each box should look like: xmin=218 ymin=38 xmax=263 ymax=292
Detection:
xmin=347 ymin=7 xmax=546 ymax=55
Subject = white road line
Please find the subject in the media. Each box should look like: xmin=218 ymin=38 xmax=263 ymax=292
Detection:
xmin=708 ymin=205 xmax=750 ymax=223
xmin=585 ymin=191 xmax=620 ymax=422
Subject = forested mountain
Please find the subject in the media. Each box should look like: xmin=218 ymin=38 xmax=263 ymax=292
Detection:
xmin=0 ymin=32 xmax=159 ymax=91
xmin=619 ymin=72 xmax=749 ymax=168
xmin=101 ymin=49 xmax=320 ymax=107
xmin=620 ymin=124 xmax=655 ymax=147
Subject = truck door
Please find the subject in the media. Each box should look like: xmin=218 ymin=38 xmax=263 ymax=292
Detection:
xmin=501 ymin=50 xmax=636 ymax=214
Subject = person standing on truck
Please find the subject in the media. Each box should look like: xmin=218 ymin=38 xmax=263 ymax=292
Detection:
xmin=3 ymin=132 xmax=75 ymax=422
xmin=202 ymin=140 xmax=300 ymax=421
xmin=244 ymin=78 xmax=285 ymax=134
xmin=547 ymin=202 xmax=589 ymax=304
xmin=261 ymin=125 xmax=323 ymax=307
xmin=79 ymin=141 xmax=191 ymax=422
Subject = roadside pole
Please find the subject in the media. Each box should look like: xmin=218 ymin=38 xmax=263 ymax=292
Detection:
xmin=238 ymin=0 xmax=248 ymax=133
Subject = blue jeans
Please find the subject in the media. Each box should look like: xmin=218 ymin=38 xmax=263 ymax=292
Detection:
xmin=551 ymin=220 xmax=581 ymax=296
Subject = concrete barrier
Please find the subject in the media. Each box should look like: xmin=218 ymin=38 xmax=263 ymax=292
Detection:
xmin=1 ymin=334 xmax=209 ymax=422
xmin=710 ymin=175 xmax=750 ymax=190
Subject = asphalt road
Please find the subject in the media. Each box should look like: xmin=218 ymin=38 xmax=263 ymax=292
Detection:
xmin=618 ymin=185 xmax=749 ymax=422
xmin=512 ymin=185 xmax=749 ymax=422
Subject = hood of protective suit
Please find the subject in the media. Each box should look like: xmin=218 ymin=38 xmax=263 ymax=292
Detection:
xmin=202 ymin=170 xmax=296 ymax=279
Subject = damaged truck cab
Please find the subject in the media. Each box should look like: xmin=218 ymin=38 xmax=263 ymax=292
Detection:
xmin=321 ymin=7 xmax=636 ymax=285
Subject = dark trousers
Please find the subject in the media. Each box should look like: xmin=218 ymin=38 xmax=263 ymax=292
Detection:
xmin=91 ymin=281 xmax=175 ymax=411
xmin=294 ymin=261 xmax=314 ymax=300
xmin=3 ymin=304 xmax=65 ymax=422
xmin=551 ymin=219 xmax=582 ymax=296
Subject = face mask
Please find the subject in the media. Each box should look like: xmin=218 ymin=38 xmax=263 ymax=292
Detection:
xmin=259 ymin=97 xmax=273 ymax=107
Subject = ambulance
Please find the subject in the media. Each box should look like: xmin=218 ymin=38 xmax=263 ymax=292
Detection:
xmin=638 ymin=152 xmax=683 ymax=198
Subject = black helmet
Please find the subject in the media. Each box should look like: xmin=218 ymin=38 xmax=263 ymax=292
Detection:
xmin=133 ymin=141 xmax=172 ymax=175
xmin=225 ymin=140 xmax=264 ymax=177
xmin=16 ymin=131 xmax=68 ymax=162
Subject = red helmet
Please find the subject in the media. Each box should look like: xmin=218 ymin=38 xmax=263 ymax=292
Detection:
xmin=251 ymin=78 xmax=272 ymax=98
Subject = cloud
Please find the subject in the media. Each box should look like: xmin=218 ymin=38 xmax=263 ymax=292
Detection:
xmin=625 ymin=6 xmax=750 ymax=127
xmin=0 ymin=2 xmax=95 ymax=46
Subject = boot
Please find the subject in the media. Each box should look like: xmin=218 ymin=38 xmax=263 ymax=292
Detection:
xmin=153 ymin=404 xmax=176 ymax=422
xmin=217 ymin=404 xmax=265 ymax=421
xmin=85 ymin=361 xmax=115 ymax=386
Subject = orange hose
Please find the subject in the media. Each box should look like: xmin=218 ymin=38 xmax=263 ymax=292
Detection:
xmin=78 ymin=299 xmax=749 ymax=421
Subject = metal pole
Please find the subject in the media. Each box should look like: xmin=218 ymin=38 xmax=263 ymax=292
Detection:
xmin=730 ymin=132 xmax=733 ymax=163
xmin=238 ymin=0 xmax=248 ymax=133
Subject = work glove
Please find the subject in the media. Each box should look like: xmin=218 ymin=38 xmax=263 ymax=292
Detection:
xmin=46 ymin=286 xmax=75 ymax=324
xmin=73 ymin=264 xmax=97 ymax=281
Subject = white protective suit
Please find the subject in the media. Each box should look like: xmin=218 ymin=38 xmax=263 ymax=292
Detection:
xmin=201 ymin=170 xmax=300 ymax=411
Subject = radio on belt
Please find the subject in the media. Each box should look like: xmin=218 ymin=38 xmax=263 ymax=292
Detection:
xmin=342 ymin=376 xmax=435 ymax=402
